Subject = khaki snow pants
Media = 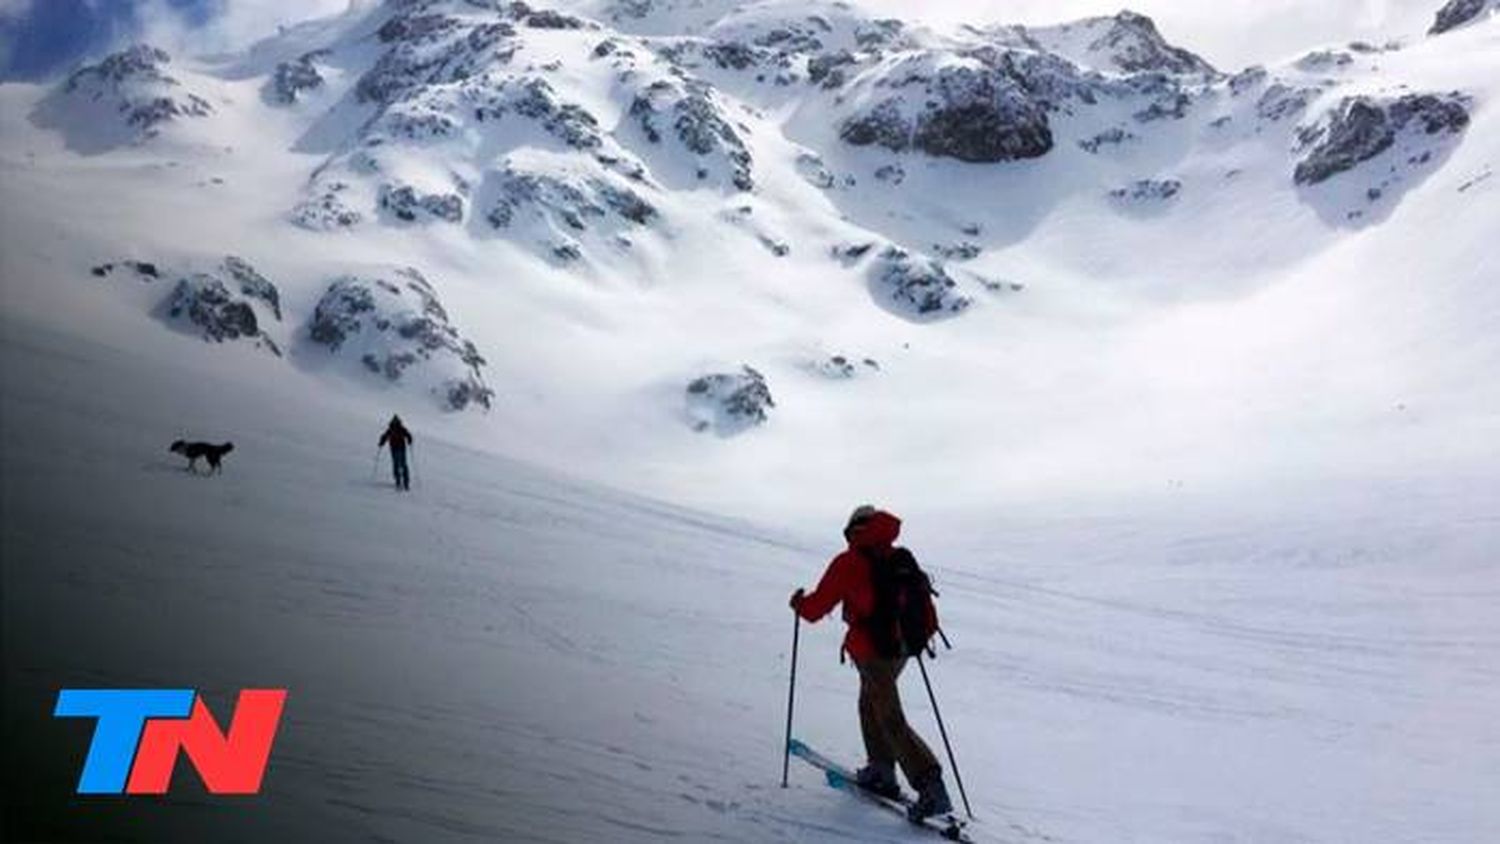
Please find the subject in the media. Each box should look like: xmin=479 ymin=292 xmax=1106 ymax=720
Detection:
xmin=855 ymin=657 xmax=939 ymax=786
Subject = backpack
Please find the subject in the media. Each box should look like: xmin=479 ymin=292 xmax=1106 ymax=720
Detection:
xmin=862 ymin=547 xmax=940 ymax=659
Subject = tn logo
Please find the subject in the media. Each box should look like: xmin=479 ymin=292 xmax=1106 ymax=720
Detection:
xmin=54 ymin=688 xmax=287 ymax=795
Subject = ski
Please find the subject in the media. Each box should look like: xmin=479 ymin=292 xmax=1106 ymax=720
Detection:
xmin=787 ymin=738 xmax=973 ymax=842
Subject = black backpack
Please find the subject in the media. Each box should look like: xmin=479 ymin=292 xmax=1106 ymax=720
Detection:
xmin=863 ymin=547 xmax=940 ymax=659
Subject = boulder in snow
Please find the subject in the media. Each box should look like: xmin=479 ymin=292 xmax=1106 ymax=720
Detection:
xmin=686 ymin=366 xmax=774 ymax=434
xmin=158 ymin=257 xmax=284 ymax=357
xmin=1109 ymin=178 xmax=1182 ymax=204
xmin=1294 ymin=93 xmax=1470 ymax=186
xmin=868 ymin=247 xmax=972 ymax=319
xmin=308 ymin=268 xmax=492 ymax=411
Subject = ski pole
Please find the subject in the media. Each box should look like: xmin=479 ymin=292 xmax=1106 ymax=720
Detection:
xmin=781 ymin=604 xmax=801 ymax=788
xmin=917 ymin=653 xmax=973 ymax=819
xmin=372 ymin=445 xmax=382 ymax=482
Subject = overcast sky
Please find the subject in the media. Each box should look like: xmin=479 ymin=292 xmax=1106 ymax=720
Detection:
xmin=0 ymin=0 xmax=1445 ymax=81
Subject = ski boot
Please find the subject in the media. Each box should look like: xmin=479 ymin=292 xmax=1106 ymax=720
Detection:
xmin=906 ymin=768 xmax=953 ymax=822
xmin=853 ymin=763 xmax=902 ymax=801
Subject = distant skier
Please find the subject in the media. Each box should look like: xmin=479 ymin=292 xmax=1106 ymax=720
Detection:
xmin=789 ymin=506 xmax=954 ymax=820
xmin=378 ymin=415 xmax=413 ymax=491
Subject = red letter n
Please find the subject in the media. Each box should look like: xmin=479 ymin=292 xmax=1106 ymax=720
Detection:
xmin=126 ymin=689 xmax=287 ymax=794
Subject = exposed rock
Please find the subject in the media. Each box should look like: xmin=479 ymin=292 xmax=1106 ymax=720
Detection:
xmin=630 ymin=78 xmax=754 ymax=190
xmin=873 ymin=163 xmax=905 ymax=184
xmin=498 ymin=77 xmax=603 ymax=149
xmin=795 ymin=152 xmax=836 ymax=189
xmin=979 ymin=278 xmax=1026 ymax=294
xmin=933 ymin=242 xmax=982 ymax=261
xmin=840 ymin=61 xmax=1053 ymax=163
xmin=831 ymin=242 xmax=877 ymax=263
xmin=870 ymin=247 xmax=972 ymax=318
xmin=1295 ymin=50 xmax=1354 ymax=72
xmin=486 ymin=166 xmax=656 ymax=231
xmin=292 ymin=182 xmax=364 ymax=230
xmin=686 ymin=366 xmax=774 ymax=434
xmin=807 ymin=50 xmax=856 ymax=88
xmin=38 ymin=45 xmax=213 ymax=146
xmin=813 ymin=355 xmax=880 ymax=379
xmin=379 ymin=184 xmax=466 ymax=224
xmin=1294 ymin=93 xmax=1470 ymax=186
xmin=703 ymin=40 xmax=765 ymax=71
xmin=269 ymin=51 xmax=327 ymax=104
xmin=308 ymin=268 xmax=492 ymax=411
xmin=1132 ymin=89 xmax=1192 ymax=123
xmin=91 ymin=260 xmax=160 ymax=281
xmin=163 ymin=272 xmax=281 ymax=357
xmin=523 ymin=9 xmax=586 ymax=29
xmin=358 ymin=13 xmax=516 ymax=106
xmin=1078 ymin=127 xmax=1135 ymax=153
xmin=1256 ymin=83 xmax=1322 ymax=123
xmin=758 ymin=235 xmax=790 ymax=257
xmin=1109 ymin=178 xmax=1182 ymax=203
xmin=1081 ymin=11 xmax=1217 ymax=75
xmin=1429 ymin=0 xmax=1498 ymax=34
xmin=1228 ymin=66 xmax=1267 ymax=96
xmin=221 ymin=255 xmax=282 ymax=321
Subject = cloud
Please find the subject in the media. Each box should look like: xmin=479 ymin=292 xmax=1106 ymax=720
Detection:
xmin=0 ymin=0 xmax=32 ymax=21
xmin=130 ymin=0 xmax=360 ymax=55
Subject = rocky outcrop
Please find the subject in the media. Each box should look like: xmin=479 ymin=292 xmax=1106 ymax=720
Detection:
xmin=869 ymin=247 xmax=972 ymax=319
xmin=379 ymin=184 xmax=466 ymax=224
xmin=484 ymin=164 xmax=657 ymax=260
xmin=155 ymin=257 xmax=284 ymax=356
xmin=1429 ymin=0 xmax=1498 ymax=34
xmin=164 ymin=275 xmax=280 ymax=356
xmin=630 ymin=78 xmax=754 ymax=190
xmin=1110 ymin=178 xmax=1182 ymax=203
xmin=358 ymin=12 xmax=516 ymax=106
xmin=1072 ymin=11 xmax=1216 ymax=75
xmin=813 ymin=355 xmax=880 ymax=379
xmin=221 ymin=255 xmax=282 ymax=321
xmin=685 ymin=366 xmax=774 ymax=434
xmin=291 ymin=183 xmax=364 ymax=230
xmin=91 ymin=260 xmax=161 ymax=281
xmin=63 ymin=45 xmax=213 ymax=130
xmin=268 ymin=51 xmax=327 ymax=104
xmin=840 ymin=61 xmax=1053 ymax=163
xmin=308 ymin=268 xmax=492 ymax=411
xmin=34 ymin=45 xmax=213 ymax=150
xmin=1294 ymin=93 xmax=1470 ymax=186
xmin=1078 ymin=127 xmax=1135 ymax=153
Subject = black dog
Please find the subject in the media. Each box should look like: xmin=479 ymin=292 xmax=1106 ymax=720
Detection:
xmin=169 ymin=440 xmax=234 ymax=474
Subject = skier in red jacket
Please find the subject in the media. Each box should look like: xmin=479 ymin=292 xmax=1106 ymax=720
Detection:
xmin=789 ymin=505 xmax=953 ymax=820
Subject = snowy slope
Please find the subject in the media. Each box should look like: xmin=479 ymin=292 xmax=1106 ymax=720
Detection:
xmin=3 ymin=316 xmax=1497 ymax=843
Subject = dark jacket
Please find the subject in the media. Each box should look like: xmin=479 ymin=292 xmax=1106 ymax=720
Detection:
xmin=379 ymin=422 xmax=413 ymax=452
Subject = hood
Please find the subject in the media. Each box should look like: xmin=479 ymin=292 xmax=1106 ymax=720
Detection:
xmin=851 ymin=510 xmax=901 ymax=550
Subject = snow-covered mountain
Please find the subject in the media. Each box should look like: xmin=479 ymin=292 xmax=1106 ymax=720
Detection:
xmin=2 ymin=0 xmax=1496 ymax=515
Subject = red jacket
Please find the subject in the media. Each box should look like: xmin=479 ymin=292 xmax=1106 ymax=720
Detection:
xmin=795 ymin=510 xmax=902 ymax=663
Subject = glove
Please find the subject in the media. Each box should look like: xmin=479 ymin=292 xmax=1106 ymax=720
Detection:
xmin=789 ymin=588 xmax=805 ymax=611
